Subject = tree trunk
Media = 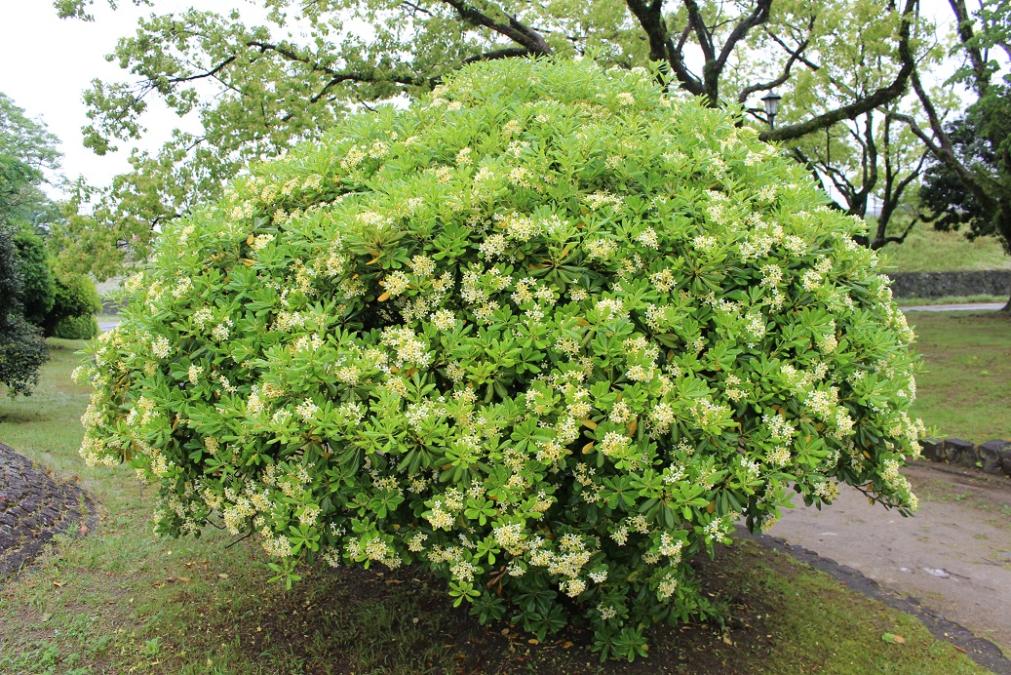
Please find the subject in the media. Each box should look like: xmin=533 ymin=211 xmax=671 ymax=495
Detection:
xmin=1003 ymin=278 xmax=1011 ymax=313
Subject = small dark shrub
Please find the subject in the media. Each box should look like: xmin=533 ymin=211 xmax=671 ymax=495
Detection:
xmin=52 ymin=314 xmax=98 ymax=340
xmin=45 ymin=272 xmax=101 ymax=336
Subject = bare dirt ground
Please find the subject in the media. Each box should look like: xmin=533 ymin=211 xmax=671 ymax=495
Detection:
xmin=768 ymin=461 xmax=1011 ymax=657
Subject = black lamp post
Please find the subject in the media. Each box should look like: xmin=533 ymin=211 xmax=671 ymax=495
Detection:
xmin=761 ymin=91 xmax=782 ymax=129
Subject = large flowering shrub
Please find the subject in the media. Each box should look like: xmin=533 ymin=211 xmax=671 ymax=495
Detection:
xmin=79 ymin=58 xmax=922 ymax=660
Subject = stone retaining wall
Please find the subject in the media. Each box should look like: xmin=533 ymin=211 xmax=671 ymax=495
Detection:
xmin=886 ymin=270 xmax=1011 ymax=299
xmin=920 ymin=438 xmax=1011 ymax=477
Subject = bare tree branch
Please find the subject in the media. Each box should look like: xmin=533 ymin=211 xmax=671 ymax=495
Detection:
xmin=737 ymin=17 xmax=814 ymax=103
xmin=436 ymin=0 xmax=550 ymax=54
xmin=625 ymin=0 xmax=705 ymax=95
xmin=462 ymin=46 xmax=532 ymax=64
xmin=761 ymin=0 xmax=918 ymax=142
xmin=157 ymin=55 xmax=237 ymax=88
xmin=245 ymin=40 xmax=428 ymax=106
xmin=307 ymin=71 xmax=425 ymax=104
xmin=400 ymin=0 xmax=434 ymax=18
xmin=867 ymin=215 xmax=919 ymax=249
xmin=683 ymin=0 xmax=716 ymax=64
xmin=715 ymin=0 xmax=772 ymax=74
xmin=948 ymin=0 xmax=990 ymax=94
xmin=764 ymin=26 xmax=821 ymax=71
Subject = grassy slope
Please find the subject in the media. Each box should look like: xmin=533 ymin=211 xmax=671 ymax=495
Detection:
xmin=908 ymin=313 xmax=1011 ymax=443
xmin=877 ymin=227 xmax=1010 ymax=273
xmin=0 ymin=340 xmax=984 ymax=674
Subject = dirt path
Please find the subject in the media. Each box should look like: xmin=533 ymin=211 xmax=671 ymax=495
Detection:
xmin=767 ymin=462 xmax=1011 ymax=658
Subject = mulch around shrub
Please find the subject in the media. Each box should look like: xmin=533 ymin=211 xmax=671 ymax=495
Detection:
xmin=0 ymin=443 xmax=95 ymax=579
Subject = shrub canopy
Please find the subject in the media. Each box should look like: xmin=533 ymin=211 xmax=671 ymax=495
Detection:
xmin=79 ymin=58 xmax=922 ymax=659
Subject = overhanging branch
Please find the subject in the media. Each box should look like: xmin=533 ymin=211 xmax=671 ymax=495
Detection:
xmin=436 ymin=0 xmax=550 ymax=54
xmin=760 ymin=0 xmax=918 ymax=142
xmin=737 ymin=17 xmax=814 ymax=103
xmin=715 ymin=0 xmax=773 ymax=73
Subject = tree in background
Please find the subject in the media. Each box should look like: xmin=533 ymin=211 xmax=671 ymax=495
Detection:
xmin=897 ymin=0 xmax=1011 ymax=310
xmin=0 ymin=166 xmax=47 ymax=396
xmin=12 ymin=226 xmax=56 ymax=326
xmin=0 ymin=92 xmax=61 ymax=326
xmin=54 ymin=0 xmax=921 ymax=276
xmin=0 ymin=91 xmax=100 ymax=389
xmin=919 ymin=82 xmax=1010 ymax=228
xmin=45 ymin=271 xmax=102 ymax=340
xmin=917 ymin=85 xmax=1011 ymax=298
xmin=778 ymin=0 xmax=943 ymax=251
xmin=0 ymin=94 xmax=59 ymax=394
xmin=0 ymin=93 xmax=62 ymax=228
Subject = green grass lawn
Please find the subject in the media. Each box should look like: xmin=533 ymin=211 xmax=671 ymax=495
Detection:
xmin=877 ymin=226 xmax=1011 ymax=273
xmin=908 ymin=312 xmax=1011 ymax=443
xmin=0 ymin=339 xmax=987 ymax=673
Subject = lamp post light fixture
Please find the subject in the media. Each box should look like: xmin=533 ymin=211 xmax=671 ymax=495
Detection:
xmin=762 ymin=91 xmax=782 ymax=129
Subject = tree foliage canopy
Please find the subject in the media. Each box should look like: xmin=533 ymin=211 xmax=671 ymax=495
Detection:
xmin=920 ymin=85 xmax=1011 ymax=252
xmin=0 ymin=93 xmax=59 ymax=395
xmin=12 ymin=226 xmax=56 ymax=326
xmin=900 ymin=0 xmax=1011 ymax=308
xmin=0 ymin=93 xmax=61 ymax=229
xmin=56 ymin=0 xmax=926 ymax=275
xmin=0 ymin=224 xmax=47 ymax=397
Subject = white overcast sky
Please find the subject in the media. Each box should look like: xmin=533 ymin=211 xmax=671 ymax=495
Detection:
xmin=0 ymin=1 xmax=240 ymax=191
xmin=0 ymin=0 xmax=961 ymax=194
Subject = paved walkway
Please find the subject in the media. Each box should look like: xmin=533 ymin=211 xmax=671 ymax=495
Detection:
xmin=901 ymin=302 xmax=1005 ymax=312
xmin=768 ymin=462 xmax=1011 ymax=659
xmin=98 ymin=318 xmax=120 ymax=332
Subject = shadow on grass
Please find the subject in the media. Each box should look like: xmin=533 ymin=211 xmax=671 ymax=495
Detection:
xmin=143 ymin=539 xmax=981 ymax=675
xmin=0 ymin=410 xmax=47 ymax=424
xmin=161 ymin=544 xmax=768 ymax=674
